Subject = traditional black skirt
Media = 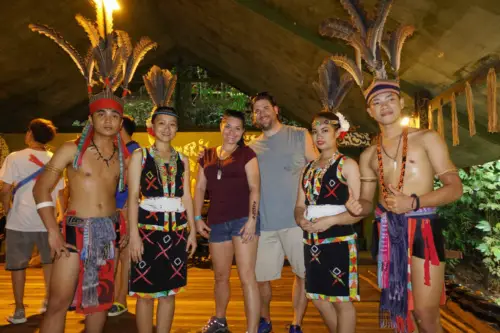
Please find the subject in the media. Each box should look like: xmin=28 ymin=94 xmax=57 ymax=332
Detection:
xmin=304 ymin=233 xmax=359 ymax=302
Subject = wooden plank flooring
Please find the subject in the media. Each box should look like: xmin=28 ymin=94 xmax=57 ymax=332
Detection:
xmin=0 ymin=262 xmax=491 ymax=333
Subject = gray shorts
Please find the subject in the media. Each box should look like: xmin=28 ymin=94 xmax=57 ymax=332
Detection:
xmin=5 ymin=229 xmax=52 ymax=270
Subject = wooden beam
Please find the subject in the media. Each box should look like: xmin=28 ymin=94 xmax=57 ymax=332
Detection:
xmin=429 ymin=60 xmax=500 ymax=110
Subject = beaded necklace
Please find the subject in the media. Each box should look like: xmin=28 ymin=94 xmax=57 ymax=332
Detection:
xmin=303 ymin=151 xmax=341 ymax=205
xmin=149 ymin=145 xmax=178 ymax=197
xmin=376 ymin=128 xmax=408 ymax=201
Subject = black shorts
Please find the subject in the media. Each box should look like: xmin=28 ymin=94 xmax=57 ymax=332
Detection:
xmin=372 ymin=212 xmax=446 ymax=262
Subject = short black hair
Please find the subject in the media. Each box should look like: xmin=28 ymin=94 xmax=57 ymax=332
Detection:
xmin=28 ymin=118 xmax=57 ymax=144
xmin=122 ymin=115 xmax=136 ymax=136
xmin=250 ymin=91 xmax=277 ymax=110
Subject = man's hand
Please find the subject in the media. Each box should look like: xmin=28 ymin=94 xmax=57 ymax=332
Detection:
xmin=196 ymin=219 xmax=211 ymax=239
xmin=186 ymin=231 xmax=197 ymax=258
xmin=345 ymin=188 xmax=363 ymax=216
xmin=48 ymin=230 xmax=76 ymax=260
xmin=303 ymin=217 xmax=333 ymax=234
xmin=119 ymin=233 xmax=129 ymax=250
xmin=129 ymin=230 xmax=144 ymax=263
xmin=240 ymin=219 xmax=256 ymax=244
xmin=386 ymin=184 xmax=414 ymax=214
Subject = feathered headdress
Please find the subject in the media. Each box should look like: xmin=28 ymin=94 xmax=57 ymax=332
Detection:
xmin=29 ymin=0 xmax=157 ymax=191
xmin=319 ymin=0 xmax=414 ymax=104
xmin=312 ymin=58 xmax=354 ymax=138
xmin=143 ymin=66 xmax=177 ymax=137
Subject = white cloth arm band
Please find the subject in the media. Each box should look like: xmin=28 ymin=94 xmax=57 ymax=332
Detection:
xmin=36 ymin=202 xmax=55 ymax=210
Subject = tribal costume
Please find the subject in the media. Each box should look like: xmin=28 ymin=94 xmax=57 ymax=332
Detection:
xmin=29 ymin=1 xmax=156 ymax=314
xmin=319 ymin=1 xmax=428 ymax=331
xmin=301 ymin=56 xmax=360 ymax=302
xmin=302 ymin=154 xmax=359 ymax=302
xmin=129 ymin=66 xmax=188 ymax=298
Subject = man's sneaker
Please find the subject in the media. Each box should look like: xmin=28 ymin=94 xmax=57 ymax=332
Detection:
xmin=108 ymin=302 xmax=128 ymax=317
xmin=289 ymin=325 xmax=303 ymax=333
xmin=6 ymin=308 xmax=27 ymax=324
xmin=258 ymin=317 xmax=272 ymax=333
xmin=201 ymin=316 xmax=229 ymax=333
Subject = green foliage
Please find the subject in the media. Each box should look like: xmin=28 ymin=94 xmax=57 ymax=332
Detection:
xmin=73 ymin=65 xmax=302 ymax=128
xmin=124 ymin=98 xmax=154 ymax=126
xmin=436 ymin=161 xmax=500 ymax=268
xmin=476 ymin=220 xmax=500 ymax=282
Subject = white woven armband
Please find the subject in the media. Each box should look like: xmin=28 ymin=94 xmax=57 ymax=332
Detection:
xmin=36 ymin=202 xmax=55 ymax=210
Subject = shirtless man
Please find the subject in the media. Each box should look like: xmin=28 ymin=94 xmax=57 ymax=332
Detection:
xmin=346 ymin=81 xmax=463 ymax=333
xmin=29 ymin=4 xmax=155 ymax=331
xmin=33 ymin=104 xmax=126 ymax=333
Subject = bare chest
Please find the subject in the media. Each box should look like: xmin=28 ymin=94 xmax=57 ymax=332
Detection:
xmin=370 ymin=139 xmax=435 ymax=192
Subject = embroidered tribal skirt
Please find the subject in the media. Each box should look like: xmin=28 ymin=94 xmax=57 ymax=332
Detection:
xmin=129 ymin=225 xmax=188 ymax=298
xmin=63 ymin=214 xmax=117 ymax=314
xmin=304 ymin=233 xmax=359 ymax=302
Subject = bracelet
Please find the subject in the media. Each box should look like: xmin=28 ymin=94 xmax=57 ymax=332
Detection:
xmin=36 ymin=202 xmax=55 ymax=210
xmin=410 ymin=194 xmax=420 ymax=211
xmin=194 ymin=215 xmax=202 ymax=221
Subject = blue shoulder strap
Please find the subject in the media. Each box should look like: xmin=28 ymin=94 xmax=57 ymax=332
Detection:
xmin=12 ymin=167 xmax=45 ymax=196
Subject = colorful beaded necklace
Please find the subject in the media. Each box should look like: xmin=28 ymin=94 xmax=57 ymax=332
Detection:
xmin=149 ymin=145 xmax=178 ymax=197
xmin=303 ymin=151 xmax=341 ymax=205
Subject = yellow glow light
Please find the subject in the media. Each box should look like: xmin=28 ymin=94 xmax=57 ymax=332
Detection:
xmin=400 ymin=117 xmax=410 ymax=127
xmin=95 ymin=0 xmax=120 ymax=11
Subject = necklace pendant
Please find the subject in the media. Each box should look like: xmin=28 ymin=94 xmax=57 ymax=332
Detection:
xmin=217 ymin=169 xmax=222 ymax=180
xmin=393 ymin=160 xmax=397 ymax=170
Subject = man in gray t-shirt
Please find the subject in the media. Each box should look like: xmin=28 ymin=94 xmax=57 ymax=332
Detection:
xmin=249 ymin=92 xmax=317 ymax=333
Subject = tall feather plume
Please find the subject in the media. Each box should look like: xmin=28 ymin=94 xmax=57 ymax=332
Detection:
xmin=329 ymin=55 xmax=364 ymax=88
xmin=143 ymin=66 xmax=177 ymax=107
xmin=388 ymin=25 xmax=415 ymax=72
xmin=334 ymin=74 xmax=355 ymax=108
xmin=115 ymin=30 xmax=133 ymax=59
xmin=92 ymin=0 xmax=106 ymax=38
xmin=367 ymin=0 xmax=393 ymax=59
xmin=91 ymin=0 xmax=113 ymax=39
xmin=92 ymin=38 xmax=114 ymax=87
xmin=339 ymin=0 xmax=368 ymax=38
xmin=319 ymin=20 xmax=374 ymax=70
xmin=29 ymin=24 xmax=86 ymax=80
xmin=84 ymin=46 xmax=96 ymax=89
xmin=122 ymin=37 xmax=158 ymax=93
xmin=314 ymin=59 xmax=355 ymax=111
xmin=75 ymin=14 xmax=100 ymax=47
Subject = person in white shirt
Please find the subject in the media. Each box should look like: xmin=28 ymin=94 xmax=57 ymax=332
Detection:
xmin=0 ymin=119 xmax=63 ymax=324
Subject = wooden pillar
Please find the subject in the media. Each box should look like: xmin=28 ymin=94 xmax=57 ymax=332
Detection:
xmin=414 ymin=89 xmax=432 ymax=130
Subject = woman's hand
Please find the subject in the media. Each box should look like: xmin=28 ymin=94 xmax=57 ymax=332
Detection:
xmin=129 ymin=230 xmax=144 ymax=263
xmin=240 ymin=219 xmax=256 ymax=243
xmin=196 ymin=219 xmax=211 ymax=239
xmin=186 ymin=231 xmax=197 ymax=258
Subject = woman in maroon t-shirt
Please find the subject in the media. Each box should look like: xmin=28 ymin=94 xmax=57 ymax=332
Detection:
xmin=194 ymin=110 xmax=261 ymax=333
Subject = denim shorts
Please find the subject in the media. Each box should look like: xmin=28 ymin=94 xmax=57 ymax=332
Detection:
xmin=209 ymin=216 xmax=261 ymax=243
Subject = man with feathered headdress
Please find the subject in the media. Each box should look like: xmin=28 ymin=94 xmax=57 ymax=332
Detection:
xmin=31 ymin=1 xmax=156 ymax=332
xmin=319 ymin=1 xmax=463 ymax=332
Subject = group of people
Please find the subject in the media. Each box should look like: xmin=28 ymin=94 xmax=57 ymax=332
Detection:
xmin=0 ymin=1 xmax=466 ymax=333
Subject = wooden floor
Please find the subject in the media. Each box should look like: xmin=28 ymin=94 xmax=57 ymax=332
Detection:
xmin=0 ymin=261 xmax=494 ymax=333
